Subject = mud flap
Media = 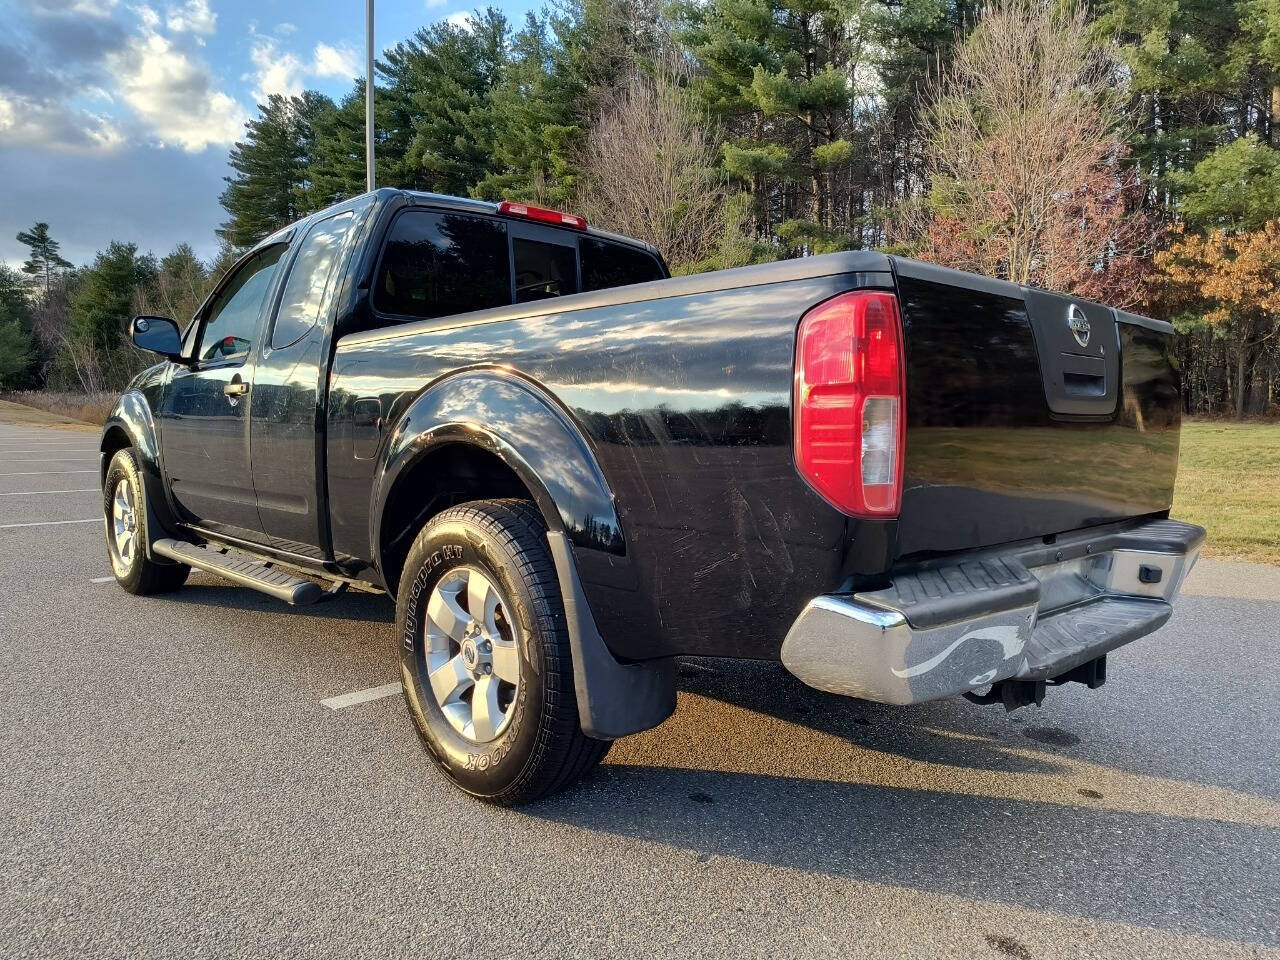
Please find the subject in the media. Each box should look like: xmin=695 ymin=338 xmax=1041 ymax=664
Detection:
xmin=546 ymin=531 xmax=676 ymax=740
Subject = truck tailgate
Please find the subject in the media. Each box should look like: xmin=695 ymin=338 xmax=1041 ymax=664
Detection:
xmin=890 ymin=258 xmax=1181 ymax=558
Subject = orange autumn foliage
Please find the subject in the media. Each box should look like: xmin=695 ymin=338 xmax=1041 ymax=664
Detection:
xmin=1156 ymin=222 xmax=1280 ymax=328
xmin=1156 ymin=221 xmax=1280 ymax=417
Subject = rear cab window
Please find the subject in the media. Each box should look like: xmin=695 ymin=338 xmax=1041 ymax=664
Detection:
xmin=370 ymin=203 xmax=667 ymax=325
xmin=580 ymin=237 xmax=665 ymax=291
xmin=513 ymin=237 xmax=578 ymax=302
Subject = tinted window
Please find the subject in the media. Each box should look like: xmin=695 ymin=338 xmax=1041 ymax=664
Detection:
xmin=272 ymin=211 xmax=355 ymax=349
xmin=514 ymin=238 xmax=578 ymax=303
xmin=197 ymin=245 xmax=285 ymax=362
xmin=580 ymin=237 xmax=665 ymax=291
xmin=374 ymin=210 xmax=510 ymax=320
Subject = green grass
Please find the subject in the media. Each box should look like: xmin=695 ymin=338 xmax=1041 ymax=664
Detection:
xmin=1174 ymin=420 xmax=1280 ymax=564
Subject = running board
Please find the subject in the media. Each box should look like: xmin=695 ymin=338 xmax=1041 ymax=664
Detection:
xmin=152 ymin=539 xmax=327 ymax=605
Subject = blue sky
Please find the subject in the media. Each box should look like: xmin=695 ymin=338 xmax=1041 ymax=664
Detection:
xmin=0 ymin=0 xmax=537 ymax=270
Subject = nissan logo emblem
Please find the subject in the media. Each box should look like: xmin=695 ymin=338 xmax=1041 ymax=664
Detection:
xmin=1067 ymin=304 xmax=1091 ymax=348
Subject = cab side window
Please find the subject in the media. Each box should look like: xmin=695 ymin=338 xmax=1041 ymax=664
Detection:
xmin=196 ymin=245 xmax=286 ymax=363
xmin=272 ymin=212 xmax=355 ymax=349
xmin=374 ymin=210 xmax=511 ymax=320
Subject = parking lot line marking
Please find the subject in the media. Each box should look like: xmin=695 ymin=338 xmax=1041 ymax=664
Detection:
xmin=0 ymin=470 xmax=97 ymax=476
xmin=0 ymin=488 xmax=98 ymax=496
xmin=321 ymin=682 xmax=403 ymax=711
xmin=90 ymin=575 xmax=115 ymax=583
xmin=5 ymin=458 xmax=98 ymax=463
xmin=0 ymin=518 xmax=102 ymax=529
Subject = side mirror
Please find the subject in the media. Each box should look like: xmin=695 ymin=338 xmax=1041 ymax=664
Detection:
xmin=131 ymin=315 xmax=183 ymax=360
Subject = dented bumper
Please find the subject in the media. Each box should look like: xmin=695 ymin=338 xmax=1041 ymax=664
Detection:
xmin=780 ymin=518 xmax=1205 ymax=705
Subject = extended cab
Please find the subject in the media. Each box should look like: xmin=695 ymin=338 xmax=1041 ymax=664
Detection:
xmin=102 ymin=189 xmax=1204 ymax=803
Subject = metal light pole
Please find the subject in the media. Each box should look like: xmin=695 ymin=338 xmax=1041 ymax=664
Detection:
xmin=365 ymin=0 xmax=375 ymax=192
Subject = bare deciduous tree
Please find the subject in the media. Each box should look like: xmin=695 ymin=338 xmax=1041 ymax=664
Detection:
xmin=905 ymin=0 xmax=1159 ymax=308
xmin=576 ymin=58 xmax=727 ymax=272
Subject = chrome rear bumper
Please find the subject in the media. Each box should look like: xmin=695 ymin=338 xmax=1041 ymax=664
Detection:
xmin=780 ymin=518 xmax=1204 ymax=705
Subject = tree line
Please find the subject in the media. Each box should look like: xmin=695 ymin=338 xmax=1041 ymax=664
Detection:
xmin=5 ymin=0 xmax=1279 ymax=416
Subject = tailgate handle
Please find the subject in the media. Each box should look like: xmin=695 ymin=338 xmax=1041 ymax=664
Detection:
xmin=1060 ymin=354 xmax=1106 ymax=398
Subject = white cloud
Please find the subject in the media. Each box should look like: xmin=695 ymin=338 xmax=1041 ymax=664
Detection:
xmin=32 ymin=0 xmax=118 ymax=17
xmin=250 ymin=38 xmax=360 ymax=102
xmin=108 ymin=28 xmax=245 ymax=151
xmin=426 ymin=0 xmax=449 ymax=9
xmin=0 ymin=91 xmax=124 ymax=152
xmin=250 ymin=36 xmax=305 ymax=101
xmin=166 ymin=0 xmax=216 ymax=36
xmin=312 ymin=42 xmax=358 ymax=80
xmin=133 ymin=4 xmax=160 ymax=28
xmin=445 ymin=11 xmax=473 ymax=29
xmin=274 ymin=22 xmax=298 ymax=35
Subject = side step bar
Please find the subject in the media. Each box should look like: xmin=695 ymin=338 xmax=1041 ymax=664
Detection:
xmin=152 ymin=539 xmax=333 ymax=605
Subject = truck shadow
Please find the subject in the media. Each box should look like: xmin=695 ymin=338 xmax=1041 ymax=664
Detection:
xmin=540 ymin=761 xmax=1277 ymax=947
xmin=526 ymin=659 xmax=1279 ymax=947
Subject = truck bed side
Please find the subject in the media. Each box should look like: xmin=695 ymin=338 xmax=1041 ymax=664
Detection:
xmin=327 ymin=254 xmax=895 ymax=662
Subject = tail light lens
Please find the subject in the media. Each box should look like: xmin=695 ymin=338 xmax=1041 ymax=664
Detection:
xmin=793 ymin=290 xmax=906 ymax=518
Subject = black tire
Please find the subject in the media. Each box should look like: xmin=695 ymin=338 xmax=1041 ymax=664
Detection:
xmin=397 ymin=499 xmax=610 ymax=805
xmin=103 ymin=448 xmax=190 ymax=595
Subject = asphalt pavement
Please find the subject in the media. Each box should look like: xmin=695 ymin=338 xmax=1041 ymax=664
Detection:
xmin=0 ymin=411 xmax=1276 ymax=959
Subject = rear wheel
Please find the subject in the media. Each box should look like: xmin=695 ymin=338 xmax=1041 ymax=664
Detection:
xmin=397 ymin=499 xmax=610 ymax=805
xmin=103 ymin=448 xmax=189 ymax=595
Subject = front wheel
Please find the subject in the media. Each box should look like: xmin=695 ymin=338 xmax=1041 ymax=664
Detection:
xmin=103 ymin=448 xmax=189 ymax=595
xmin=397 ymin=499 xmax=610 ymax=805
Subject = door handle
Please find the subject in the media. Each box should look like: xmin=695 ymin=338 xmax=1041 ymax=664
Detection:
xmin=224 ymin=379 xmax=249 ymax=397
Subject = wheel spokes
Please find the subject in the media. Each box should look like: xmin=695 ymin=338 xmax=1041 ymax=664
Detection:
xmin=470 ymin=675 xmax=501 ymax=742
xmin=428 ymin=653 xmax=472 ymax=705
xmin=490 ymin=637 xmax=520 ymax=684
xmin=467 ymin=569 xmax=499 ymax=632
xmin=426 ymin=587 xmax=469 ymax=643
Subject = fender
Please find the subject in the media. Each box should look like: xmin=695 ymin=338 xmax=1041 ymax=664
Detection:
xmin=371 ymin=367 xmax=675 ymax=739
xmin=371 ymin=367 xmax=623 ymax=562
xmin=100 ymin=382 xmax=182 ymax=561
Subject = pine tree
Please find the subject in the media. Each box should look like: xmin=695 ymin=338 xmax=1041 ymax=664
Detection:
xmin=16 ymin=222 xmax=73 ymax=293
xmin=306 ymin=84 xmax=372 ymax=208
xmin=135 ymin=243 xmax=212 ymax=325
xmin=1096 ymin=0 xmax=1277 ymax=206
xmin=677 ymin=0 xmax=865 ymax=246
xmin=219 ymin=92 xmax=334 ymax=248
xmin=379 ymin=11 xmax=508 ymax=196
xmin=65 ymin=242 xmax=158 ymax=391
xmin=475 ymin=13 xmax=581 ymax=204
xmin=0 ymin=265 xmax=36 ymax=388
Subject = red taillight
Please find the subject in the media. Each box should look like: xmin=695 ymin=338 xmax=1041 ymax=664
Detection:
xmin=496 ymin=200 xmax=587 ymax=230
xmin=793 ymin=290 xmax=906 ymax=518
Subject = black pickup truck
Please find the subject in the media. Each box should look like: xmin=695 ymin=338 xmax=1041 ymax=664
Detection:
xmin=102 ymin=188 xmax=1204 ymax=804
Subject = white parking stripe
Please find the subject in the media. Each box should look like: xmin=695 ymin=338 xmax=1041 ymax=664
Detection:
xmin=0 ymin=488 xmax=98 ymax=496
xmin=0 ymin=470 xmax=97 ymax=476
xmin=0 ymin=518 xmax=102 ymax=529
xmin=4 ymin=458 xmax=98 ymax=463
xmin=321 ymin=682 xmax=403 ymax=711
xmin=90 ymin=575 xmax=115 ymax=583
